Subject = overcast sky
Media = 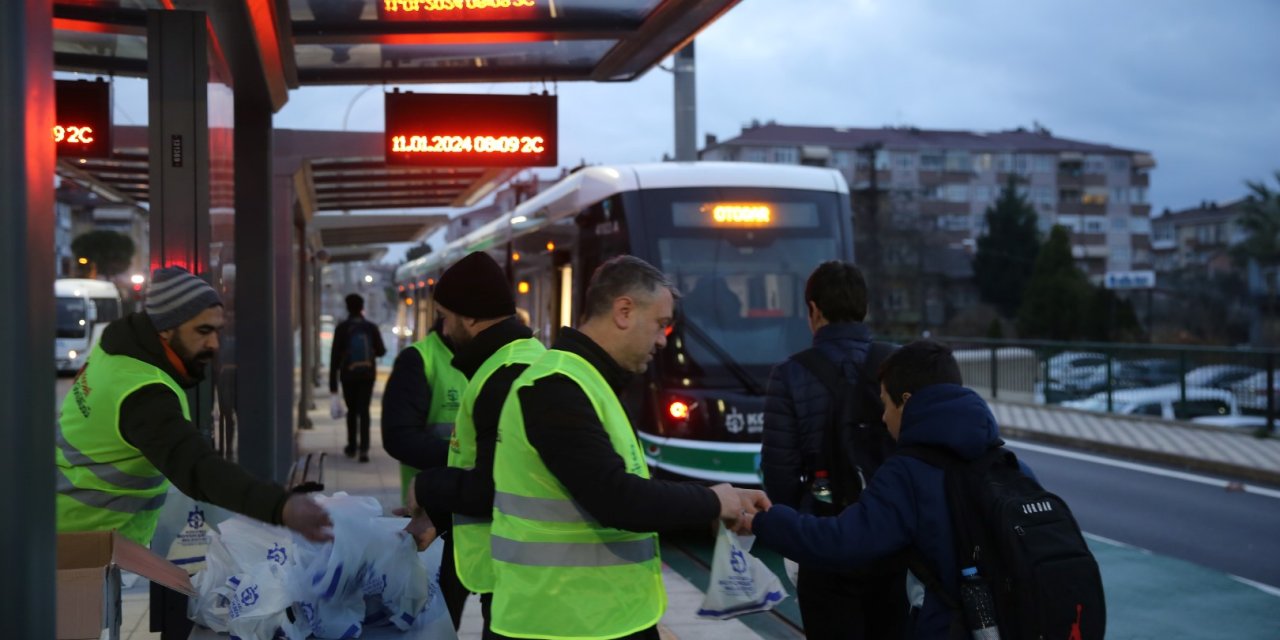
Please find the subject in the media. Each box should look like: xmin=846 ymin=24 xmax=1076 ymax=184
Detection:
xmin=105 ymin=0 xmax=1279 ymax=222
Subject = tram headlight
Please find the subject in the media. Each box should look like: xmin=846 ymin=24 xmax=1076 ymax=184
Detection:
xmin=68 ymin=349 xmax=78 ymax=361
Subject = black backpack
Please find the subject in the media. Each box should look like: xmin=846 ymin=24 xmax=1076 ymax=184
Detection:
xmin=792 ymin=341 xmax=897 ymax=514
xmin=344 ymin=320 xmax=377 ymax=380
xmin=899 ymin=443 xmax=1106 ymax=640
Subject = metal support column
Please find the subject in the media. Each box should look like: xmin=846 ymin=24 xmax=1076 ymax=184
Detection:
xmin=234 ymin=77 xmax=287 ymax=481
xmin=0 ymin=1 xmax=54 ymax=635
xmin=673 ymin=41 xmax=696 ymax=161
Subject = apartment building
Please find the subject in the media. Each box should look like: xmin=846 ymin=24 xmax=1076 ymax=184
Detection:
xmin=1151 ymin=199 xmax=1250 ymax=275
xmin=700 ymin=122 xmax=1156 ymax=280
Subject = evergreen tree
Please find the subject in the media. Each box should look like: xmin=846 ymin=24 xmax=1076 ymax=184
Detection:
xmin=1018 ymin=225 xmax=1092 ymax=340
xmin=70 ymin=230 xmax=135 ymax=278
xmin=973 ymin=176 xmax=1041 ymax=317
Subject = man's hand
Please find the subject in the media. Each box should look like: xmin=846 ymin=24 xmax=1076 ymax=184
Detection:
xmin=282 ymin=493 xmax=334 ymax=542
xmin=710 ymin=484 xmax=772 ymax=535
xmin=403 ymin=511 xmax=437 ymax=551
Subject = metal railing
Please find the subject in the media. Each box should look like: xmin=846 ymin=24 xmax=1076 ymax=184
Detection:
xmin=926 ymin=337 xmax=1278 ymax=435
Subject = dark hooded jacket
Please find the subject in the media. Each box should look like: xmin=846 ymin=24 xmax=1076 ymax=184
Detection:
xmin=105 ymin=313 xmax=290 ymax=525
xmin=752 ymin=383 xmax=1022 ymax=639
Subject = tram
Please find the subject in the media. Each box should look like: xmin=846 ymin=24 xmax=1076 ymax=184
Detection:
xmin=395 ymin=162 xmax=854 ymax=484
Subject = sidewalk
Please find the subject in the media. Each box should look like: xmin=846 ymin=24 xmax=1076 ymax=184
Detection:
xmin=987 ymin=398 xmax=1280 ymax=486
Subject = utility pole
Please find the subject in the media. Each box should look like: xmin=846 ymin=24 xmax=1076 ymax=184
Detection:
xmin=856 ymin=142 xmax=887 ymax=327
xmin=673 ymin=42 xmax=696 ymax=161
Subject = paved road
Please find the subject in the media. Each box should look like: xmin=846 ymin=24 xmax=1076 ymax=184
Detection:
xmin=55 ymin=375 xmax=73 ymax=411
xmin=1007 ymin=439 xmax=1280 ymax=588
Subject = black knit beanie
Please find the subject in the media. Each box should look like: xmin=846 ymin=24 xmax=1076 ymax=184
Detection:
xmin=433 ymin=251 xmax=516 ymax=320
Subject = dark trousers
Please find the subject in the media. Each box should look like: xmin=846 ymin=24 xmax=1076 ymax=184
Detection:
xmin=797 ymin=565 xmax=908 ymax=640
xmin=341 ymin=377 xmax=375 ymax=452
xmin=440 ymin=534 xmax=471 ymax=630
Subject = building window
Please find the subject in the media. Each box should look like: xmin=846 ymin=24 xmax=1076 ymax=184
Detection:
xmin=1130 ymin=217 xmax=1151 ymax=234
xmin=945 ymin=184 xmax=969 ymax=202
xmin=770 ymin=147 xmax=799 ymax=164
xmin=1111 ymin=187 xmax=1129 ymax=204
xmin=1111 ymin=157 xmax=1130 ymax=173
xmin=1033 ymin=187 xmax=1055 ymax=206
xmin=1084 ymin=217 xmax=1106 ymax=233
xmin=1130 ymin=187 xmax=1147 ymax=204
xmin=894 ymin=152 xmax=915 ymax=170
xmin=973 ymin=153 xmax=993 ymax=172
xmin=921 ymin=185 xmax=943 ymax=200
xmin=1059 ymin=189 xmax=1082 ymax=204
xmin=741 ymin=147 xmax=767 ymax=163
xmin=1111 ymin=216 xmax=1127 ymax=231
xmin=937 ymin=214 xmax=970 ymax=231
xmin=1083 ymin=187 xmax=1108 ymax=206
xmin=1033 ymin=155 xmax=1056 ymax=173
xmin=832 ymin=150 xmax=855 ymax=169
xmin=995 ymin=153 xmax=1013 ymax=173
xmin=1084 ymin=155 xmax=1107 ymax=175
xmin=1057 ymin=215 xmax=1082 ymax=233
xmin=945 ymin=151 xmax=971 ymax=172
xmin=919 ymin=152 xmax=944 ymax=171
xmin=1015 ymin=154 xmax=1032 ymax=175
xmin=974 ymin=185 xmax=992 ymax=201
xmin=875 ymin=150 xmax=891 ymax=170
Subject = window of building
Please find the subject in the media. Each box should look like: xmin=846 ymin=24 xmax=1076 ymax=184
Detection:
xmin=920 ymin=185 xmax=943 ymax=200
xmin=1015 ymin=154 xmax=1032 ymax=175
xmin=1083 ymin=187 xmax=1108 ymax=206
xmin=945 ymin=184 xmax=969 ymax=202
xmin=1111 ymin=216 xmax=1127 ymax=230
xmin=945 ymin=151 xmax=971 ymax=172
xmin=974 ymin=185 xmax=992 ymax=201
xmin=1084 ymin=217 xmax=1106 ymax=233
xmin=1057 ymin=215 xmax=1082 ymax=233
xmin=1033 ymin=155 xmax=1056 ymax=173
xmin=919 ymin=152 xmax=944 ymax=171
xmin=1110 ymin=245 xmax=1130 ymax=262
xmin=1084 ymin=155 xmax=1107 ymax=175
xmin=1059 ymin=189 xmax=1082 ymax=204
xmin=741 ymin=147 xmax=767 ymax=163
xmin=894 ymin=152 xmax=915 ymax=170
xmin=876 ymin=150 xmax=891 ymax=170
xmin=1111 ymin=157 xmax=1130 ymax=173
xmin=1130 ymin=187 xmax=1147 ymax=204
xmin=995 ymin=153 xmax=1013 ymax=173
xmin=770 ymin=147 xmax=799 ymax=164
xmin=937 ymin=214 xmax=970 ymax=230
xmin=832 ymin=150 xmax=855 ymax=169
xmin=1033 ymin=186 xmax=1055 ymax=206
xmin=1111 ymin=187 xmax=1129 ymax=204
xmin=972 ymin=153 xmax=993 ymax=172
xmin=1130 ymin=217 xmax=1152 ymax=234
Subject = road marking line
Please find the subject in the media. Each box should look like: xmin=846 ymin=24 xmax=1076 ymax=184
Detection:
xmin=1004 ymin=438 xmax=1280 ymax=500
xmin=1085 ymin=533 xmax=1280 ymax=598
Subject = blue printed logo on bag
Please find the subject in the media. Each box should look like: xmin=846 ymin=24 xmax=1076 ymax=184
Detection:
xmin=267 ymin=543 xmax=288 ymax=565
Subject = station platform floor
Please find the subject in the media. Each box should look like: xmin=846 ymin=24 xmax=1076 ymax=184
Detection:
xmin=108 ymin=369 xmax=1280 ymax=639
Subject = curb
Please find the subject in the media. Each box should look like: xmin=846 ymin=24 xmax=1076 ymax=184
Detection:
xmin=1000 ymin=426 xmax=1280 ymax=488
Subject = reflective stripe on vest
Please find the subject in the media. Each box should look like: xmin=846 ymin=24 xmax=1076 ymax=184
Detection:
xmin=490 ymin=349 xmax=664 ymax=640
xmin=449 ymin=337 xmax=545 ymax=593
xmin=400 ymin=331 xmax=468 ymax=506
xmin=55 ymin=342 xmax=187 ymax=546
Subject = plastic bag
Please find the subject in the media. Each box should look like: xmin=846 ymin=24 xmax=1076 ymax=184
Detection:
xmin=188 ymin=532 xmax=235 ymax=631
xmin=218 ymin=515 xmax=300 ymax=571
xmin=225 ymin=561 xmax=308 ymax=640
xmin=330 ymin=393 xmax=346 ymax=419
xmin=696 ymin=523 xmax=788 ymax=619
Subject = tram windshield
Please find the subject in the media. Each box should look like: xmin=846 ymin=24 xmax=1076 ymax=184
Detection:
xmin=642 ymin=187 xmax=846 ymax=387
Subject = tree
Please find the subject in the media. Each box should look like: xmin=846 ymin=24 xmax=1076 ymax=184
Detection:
xmin=1235 ymin=171 xmax=1280 ymax=268
xmin=973 ymin=176 xmax=1041 ymax=317
xmin=1017 ymin=225 xmax=1092 ymax=340
xmin=71 ymin=230 xmax=135 ymax=278
xmin=404 ymin=242 xmax=433 ymax=262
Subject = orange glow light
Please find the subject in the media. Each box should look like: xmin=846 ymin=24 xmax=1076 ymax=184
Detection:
xmin=511 ymin=252 xmax=521 ymax=262
xmin=427 ymin=278 xmax=435 ymax=286
xmin=668 ymin=401 xmax=690 ymax=421
xmin=517 ymin=281 xmax=530 ymax=294
xmin=546 ymin=241 xmax=555 ymax=251
xmin=52 ymin=124 xmax=95 ymax=145
xmin=405 ymin=298 xmax=414 ymax=305
xmin=77 ymin=257 xmax=89 ymax=265
xmin=708 ymin=203 xmax=772 ymax=225
xmin=418 ymin=280 xmax=426 ymax=287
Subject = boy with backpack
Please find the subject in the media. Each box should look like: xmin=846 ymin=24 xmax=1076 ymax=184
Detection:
xmin=330 ymin=293 xmax=387 ymax=462
xmin=749 ymin=340 xmax=1105 ymax=639
xmin=761 ymin=260 xmax=906 ymax=638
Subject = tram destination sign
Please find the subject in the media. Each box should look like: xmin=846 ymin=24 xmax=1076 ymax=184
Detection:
xmin=378 ymin=0 xmax=544 ymax=21
xmin=55 ymin=80 xmax=111 ymax=159
xmin=384 ymin=92 xmax=557 ymax=168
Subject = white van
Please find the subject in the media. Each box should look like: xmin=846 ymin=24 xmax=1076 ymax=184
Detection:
xmin=55 ymin=278 xmax=124 ymax=374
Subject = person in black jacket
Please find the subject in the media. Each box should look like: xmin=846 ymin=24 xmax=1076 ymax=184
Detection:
xmin=496 ymin=255 xmax=771 ymax=640
xmin=410 ymin=251 xmax=534 ymax=634
xmin=329 ymin=293 xmax=386 ymax=462
xmin=760 ymin=260 xmax=907 ymax=639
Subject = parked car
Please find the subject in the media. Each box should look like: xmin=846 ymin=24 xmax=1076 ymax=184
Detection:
xmin=1062 ymin=386 xmax=1239 ymax=421
xmin=1114 ymin=358 xmax=1181 ymax=389
xmin=1183 ymin=364 xmax=1261 ymax=390
xmin=1191 ymin=414 xmax=1272 ymax=430
xmin=1228 ymin=371 xmax=1280 ymax=413
xmin=1044 ymin=351 xmax=1110 ymax=396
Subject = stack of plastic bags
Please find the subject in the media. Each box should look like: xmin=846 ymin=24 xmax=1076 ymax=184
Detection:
xmin=188 ymin=492 xmax=453 ymax=639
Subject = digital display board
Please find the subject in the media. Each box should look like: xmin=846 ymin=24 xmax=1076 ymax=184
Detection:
xmin=55 ymin=80 xmax=111 ymax=159
xmin=672 ymin=202 xmax=820 ymax=228
xmin=378 ymin=0 xmax=543 ymax=22
xmin=384 ymin=92 xmax=557 ymax=167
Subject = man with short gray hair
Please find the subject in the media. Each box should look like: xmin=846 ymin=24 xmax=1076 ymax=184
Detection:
xmin=488 ymin=255 xmax=771 ymax=640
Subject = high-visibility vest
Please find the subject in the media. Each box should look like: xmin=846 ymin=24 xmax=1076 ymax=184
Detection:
xmin=400 ymin=331 xmax=467 ymax=506
xmin=55 ymin=343 xmax=189 ymax=546
xmin=448 ymin=337 xmax=545 ymax=594
xmin=491 ymin=350 xmax=665 ymax=640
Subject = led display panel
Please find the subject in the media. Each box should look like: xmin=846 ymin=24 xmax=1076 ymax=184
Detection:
xmin=377 ymin=0 xmax=544 ymax=22
xmin=385 ymin=92 xmax=557 ymax=167
xmin=55 ymin=80 xmax=111 ymax=159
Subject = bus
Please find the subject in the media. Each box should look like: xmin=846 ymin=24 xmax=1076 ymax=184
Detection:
xmin=396 ymin=162 xmax=854 ymax=483
xmin=55 ymin=278 xmax=124 ymax=374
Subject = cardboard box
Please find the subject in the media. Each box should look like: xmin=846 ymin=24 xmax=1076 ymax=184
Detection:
xmin=56 ymin=531 xmax=196 ymax=640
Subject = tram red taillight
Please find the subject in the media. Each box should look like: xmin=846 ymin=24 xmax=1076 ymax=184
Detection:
xmin=668 ymin=400 xmax=690 ymax=421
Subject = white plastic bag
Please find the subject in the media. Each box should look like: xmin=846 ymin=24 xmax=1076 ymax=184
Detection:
xmin=225 ymin=561 xmax=308 ymax=640
xmin=696 ymin=523 xmax=788 ymax=619
xmin=330 ymin=393 xmax=346 ymax=419
xmin=217 ymin=515 xmax=300 ymax=571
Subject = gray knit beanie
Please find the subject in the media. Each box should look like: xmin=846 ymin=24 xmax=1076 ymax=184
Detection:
xmin=145 ymin=267 xmax=222 ymax=331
